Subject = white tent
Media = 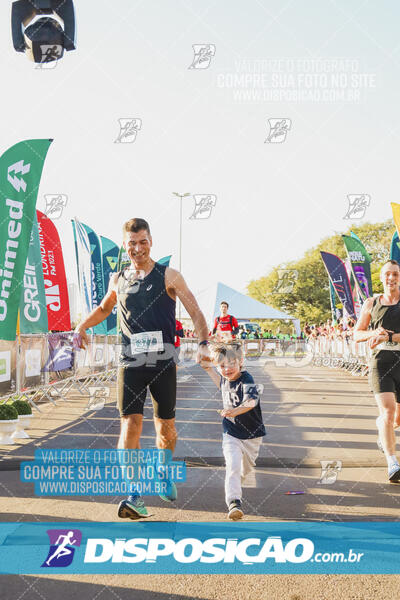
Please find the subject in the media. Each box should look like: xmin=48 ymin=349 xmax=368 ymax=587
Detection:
xmin=212 ymin=282 xmax=300 ymax=335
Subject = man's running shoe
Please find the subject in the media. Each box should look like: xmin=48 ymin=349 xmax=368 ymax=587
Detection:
xmin=118 ymin=495 xmax=148 ymax=519
xmin=377 ymin=436 xmax=384 ymax=453
xmin=388 ymin=464 xmax=400 ymax=483
xmin=228 ymin=499 xmax=244 ymax=521
xmin=159 ymin=480 xmax=178 ymax=503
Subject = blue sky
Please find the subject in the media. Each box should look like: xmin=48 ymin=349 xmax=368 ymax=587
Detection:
xmin=1 ymin=0 xmax=399 ymax=322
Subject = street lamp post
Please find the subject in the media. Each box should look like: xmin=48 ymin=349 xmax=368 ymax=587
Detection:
xmin=173 ymin=192 xmax=190 ymax=320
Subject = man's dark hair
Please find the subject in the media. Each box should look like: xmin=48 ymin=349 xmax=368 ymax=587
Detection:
xmin=380 ymin=259 xmax=400 ymax=277
xmin=381 ymin=259 xmax=400 ymax=269
xmin=123 ymin=218 xmax=151 ymax=236
xmin=220 ymin=301 xmax=229 ymax=308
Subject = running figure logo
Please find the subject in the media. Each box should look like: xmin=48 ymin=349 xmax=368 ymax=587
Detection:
xmin=188 ymin=44 xmax=216 ymax=69
xmin=42 ymin=529 xmax=82 ymax=567
xmin=318 ymin=460 xmax=342 ymax=485
xmin=343 ymin=194 xmax=370 ymax=219
xmin=189 ymin=195 xmax=217 ymax=220
xmin=265 ymin=119 xmax=292 ymax=143
xmin=115 ymin=118 xmax=142 ymax=143
xmin=273 ymin=269 xmax=298 ymax=294
xmin=44 ymin=194 xmax=68 ymax=219
xmin=36 ymin=45 xmax=63 ymax=69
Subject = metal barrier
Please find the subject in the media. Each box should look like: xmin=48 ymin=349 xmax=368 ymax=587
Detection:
xmin=308 ymin=337 xmax=370 ymax=376
xmin=0 ymin=333 xmax=119 ymax=412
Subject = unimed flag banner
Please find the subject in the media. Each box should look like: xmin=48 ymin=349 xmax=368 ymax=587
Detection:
xmin=37 ymin=210 xmax=71 ymax=331
xmin=82 ymin=223 xmax=106 ymax=334
xmin=100 ymin=235 xmax=119 ymax=334
xmin=72 ymin=218 xmax=92 ymax=319
xmin=390 ymin=230 xmax=400 ymax=263
xmin=0 ymin=139 xmax=52 ymax=341
xmin=19 ymin=214 xmax=48 ymax=334
xmin=320 ymin=251 xmax=356 ymax=319
xmin=342 ymin=234 xmax=372 ymax=301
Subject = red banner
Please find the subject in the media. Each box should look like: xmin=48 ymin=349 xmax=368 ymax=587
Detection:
xmin=37 ymin=210 xmax=71 ymax=331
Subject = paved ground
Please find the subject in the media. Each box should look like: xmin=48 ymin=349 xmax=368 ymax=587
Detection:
xmin=1 ymin=356 xmax=400 ymax=598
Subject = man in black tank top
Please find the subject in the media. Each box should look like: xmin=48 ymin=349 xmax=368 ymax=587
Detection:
xmin=354 ymin=260 xmax=400 ymax=483
xmin=75 ymin=218 xmax=210 ymax=518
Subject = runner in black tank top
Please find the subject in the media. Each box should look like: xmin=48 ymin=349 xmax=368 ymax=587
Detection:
xmin=354 ymin=260 xmax=400 ymax=482
xmin=74 ymin=218 xmax=211 ymax=518
xmin=117 ymin=262 xmax=176 ymax=369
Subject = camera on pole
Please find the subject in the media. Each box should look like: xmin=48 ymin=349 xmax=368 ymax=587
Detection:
xmin=11 ymin=0 xmax=76 ymax=64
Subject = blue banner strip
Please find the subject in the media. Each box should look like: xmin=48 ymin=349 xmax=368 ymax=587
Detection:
xmin=1 ymin=522 xmax=400 ymax=574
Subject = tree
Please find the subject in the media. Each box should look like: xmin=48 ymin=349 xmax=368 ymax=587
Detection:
xmin=247 ymin=220 xmax=394 ymax=325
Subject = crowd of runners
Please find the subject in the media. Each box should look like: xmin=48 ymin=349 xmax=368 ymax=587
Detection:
xmin=74 ymin=219 xmax=400 ymax=524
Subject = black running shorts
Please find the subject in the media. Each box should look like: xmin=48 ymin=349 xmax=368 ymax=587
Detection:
xmin=117 ymin=364 xmax=177 ymax=418
xmin=369 ymin=354 xmax=400 ymax=403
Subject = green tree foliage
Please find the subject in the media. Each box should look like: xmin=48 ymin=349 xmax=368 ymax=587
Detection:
xmin=247 ymin=220 xmax=394 ymax=325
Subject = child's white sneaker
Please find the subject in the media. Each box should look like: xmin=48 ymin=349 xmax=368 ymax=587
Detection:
xmin=228 ymin=499 xmax=244 ymax=520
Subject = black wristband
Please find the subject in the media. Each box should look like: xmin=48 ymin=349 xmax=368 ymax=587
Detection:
xmin=199 ymin=340 xmax=209 ymax=346
xmin=389 ymin=332 xmax=393 ymax=343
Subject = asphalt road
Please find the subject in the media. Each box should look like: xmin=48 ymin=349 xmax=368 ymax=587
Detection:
xmin=1 ymin=357 xmax=400 ymax=598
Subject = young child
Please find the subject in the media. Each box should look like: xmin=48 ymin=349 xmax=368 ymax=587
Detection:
xmin=202 ymin=343 xmax=266 ymax=520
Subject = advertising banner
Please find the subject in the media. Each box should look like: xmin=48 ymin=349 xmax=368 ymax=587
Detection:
xmin=2 ymin=521 xmax=400 ymax=574
xmin=0 ymin=139 xmax=52 ymax=341
xmin=320 ymin=251 xmax=356 ymax=319
xmin=390 ymin=230 xmax=400 ymax=263
xmin=82 ymin=223 xmax=106 ymax=334
xmin=37 ymin=210 xmax=71 ymax=331
xmin=19 ymin=214 xmax=48 ymax=334
xmin=45 ymin=333 xmax=74 ymax=374
xmin=100 ymin=235 xmax=119 ymax=334
xmin=71 ymin=218 xmax=92 ymax=319
xmin=342 ymin=234 xmax=372 ymax=301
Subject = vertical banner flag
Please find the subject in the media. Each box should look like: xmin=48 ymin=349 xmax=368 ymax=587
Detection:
xmin=391 ymin=202 xmax=400 ymax=238
xmin=342 ymin=234 xmax=372 ymax=301
xmin=320 ymin=251 xmax=356 ymax=319
xmin=158 ymin=255 xmax=172 ymax=266
xmin=82 ymin=223 xmax=106 ymax=334
xmin=390 ymin=230 xmax=400 ymax=263
xmin=344 ymin=257 xmax=361 ymax=319
xmin=19 ymin=213 xmax=48 ymax=334
xmin=0 ymin=139 xmax=52 ymax=341
xmin=72 ymin=218 xmax=92 ymax=320
xmin=100 ymin=236 xmax=119 ymax=334
xmin=37 ymin=210 xmax=71 ymax=331
xmin=117 ymin=245 xmax=130 ymax=271
xmin=329 ymin=280 xmax=341 ymax=324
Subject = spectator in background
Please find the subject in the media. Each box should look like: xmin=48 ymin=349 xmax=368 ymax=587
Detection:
xmin=240 ymin=327 xmax=248 ymax=340
xmin=175 ymin=319 xmax=184 ymax=365
xmin=212 ymin=301 xmax=240 ymax=341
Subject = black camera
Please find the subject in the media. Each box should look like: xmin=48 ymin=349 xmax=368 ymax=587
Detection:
xmin=11 ymin=0 xmax=76 ymax=63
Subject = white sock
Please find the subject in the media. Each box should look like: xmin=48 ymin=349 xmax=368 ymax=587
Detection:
xmin=388 ymin=455 xmax=399 ymax=470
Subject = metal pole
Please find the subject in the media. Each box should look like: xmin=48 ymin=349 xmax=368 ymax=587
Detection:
xmin=179 ymin=195 xmax=182 ymax=320
xmin=173 ymin=192 xmax=190 ymax=322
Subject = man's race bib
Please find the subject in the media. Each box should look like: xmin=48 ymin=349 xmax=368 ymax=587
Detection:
xmin=130 ymin=331 xmax=164 ymax=354
xmin=378 ymin=342 xmax=400 ymax=351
